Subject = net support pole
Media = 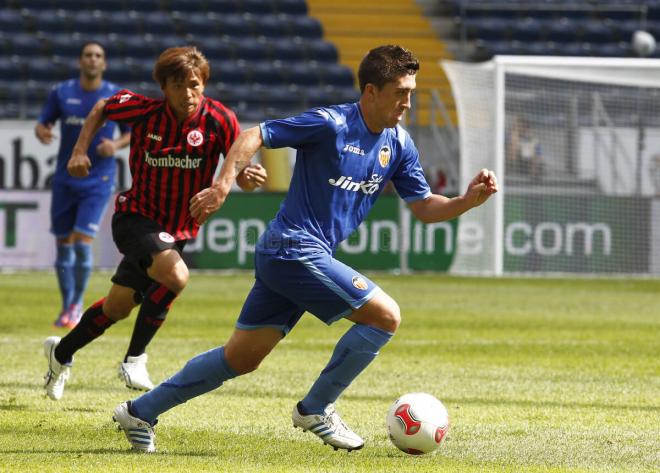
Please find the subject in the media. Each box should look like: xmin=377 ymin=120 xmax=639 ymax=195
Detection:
xmin=493 ymin=58 xmax=506 ymax=276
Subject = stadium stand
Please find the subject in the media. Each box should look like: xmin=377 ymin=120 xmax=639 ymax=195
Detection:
xmin=305 ymin=0 xmax=456 ymax=127
xmin=0 ymin=0 xmax=357 ymax=121
xmin=447 ymin=0 xmax=657 ymax=61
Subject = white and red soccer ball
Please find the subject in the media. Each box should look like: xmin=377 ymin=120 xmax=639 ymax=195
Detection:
xmin=386 ymin=392 xmax=449 ymax=455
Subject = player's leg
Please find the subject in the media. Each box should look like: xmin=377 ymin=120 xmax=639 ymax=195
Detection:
xmin=114 ymin=278 xmax=295 ymax=451
xmin=44 ymin=282 xmax=139 ymax=400
xmin=120 ymin=247 xmax=188 ymax=391
xmin=68 ymin=185 xmax=112 ymax=327
xmin=50 ymin=182 xmax=77 ymax=327
xmin=258 ymin=253 xmax=396 ymax=450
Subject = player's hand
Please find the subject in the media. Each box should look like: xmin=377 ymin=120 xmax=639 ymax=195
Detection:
xmin=236 ymin=163 xmax=267 ymax=191
xmin=35 ymin=123 xmax=56 ymax=145
xmin=464 ymin=168 xmax=498 ymax=208
xmin=67 ymin=152 xmax=92 ymax=178
xmin=96 ymin=137 xmax=117 ymax=158
xmin=190 ymin=187 xmax=226 ymax=225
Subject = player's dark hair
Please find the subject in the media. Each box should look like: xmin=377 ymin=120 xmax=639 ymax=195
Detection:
xmin=79 ymin=41 xmax=105 ymax=58
xmin=358 ymin=45 xmax=419 ymax=93
xmin=153 ymin=46 xmax=210 ymax=87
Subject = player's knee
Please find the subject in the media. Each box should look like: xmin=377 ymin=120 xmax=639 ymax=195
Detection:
xmin=159 ymin=264 xmax=189 ymax=293
xmin=379 ymin=301 xmax=401 ymax=333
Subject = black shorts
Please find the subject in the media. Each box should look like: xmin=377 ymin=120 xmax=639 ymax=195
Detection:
xmin=110 ymin=212 xmax=186 ymax=297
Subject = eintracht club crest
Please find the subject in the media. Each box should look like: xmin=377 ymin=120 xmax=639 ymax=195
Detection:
xmin=187 ymin=129 xmax=204 ymax=147
xmin=378 ymin=146 xmax=391 ymax=168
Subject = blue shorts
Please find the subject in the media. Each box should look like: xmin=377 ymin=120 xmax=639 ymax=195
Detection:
xmin=50 ymin=180 xmax=113 ymax=239
xmin=236 ymin=251 xmax=380 ymax=335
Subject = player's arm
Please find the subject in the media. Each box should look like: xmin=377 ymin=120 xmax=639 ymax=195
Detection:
xmin=190 ymin=126 xmax=264 ymax=224
xmin=236 ymin=163 xmax=267 ymax=192
xmin=67 ymin=98 xmax=109 ymax=177
xmin=408 ymin=169 xmax=498 ymax=223
xmin=96 ymin=129 xmax=131 ymax=158
xmin=35 ymin=122 xmax=56 ymax=145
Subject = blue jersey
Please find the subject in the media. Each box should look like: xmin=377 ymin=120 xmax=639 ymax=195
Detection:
xmin=38 ymin=79 xmax=128 ymax=186
xmin=259 ymin=102 xmax=431 ymax=256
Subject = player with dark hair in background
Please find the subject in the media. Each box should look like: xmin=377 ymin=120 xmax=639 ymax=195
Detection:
xmin=36 ymin=41 xmax=131 ymax=329
xmin=42 ymin=46 xmax=266 ymax=400
xmin=112 ymin=44 xmax=497 ymax=454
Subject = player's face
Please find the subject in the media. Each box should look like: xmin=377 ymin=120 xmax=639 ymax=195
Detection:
xmin=162 ymin=69 xmax=205 ymax=121
xmin=373 ymin=74 xmax=416 ymax=129
xmin=79 ymin=44 xmax=106 ymax=80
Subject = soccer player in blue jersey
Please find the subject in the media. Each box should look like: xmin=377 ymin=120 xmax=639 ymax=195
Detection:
xmin=35 ymin=41 xmax=130 ymax=329
xmin=113 ymin=45 xmax=498 ymax=453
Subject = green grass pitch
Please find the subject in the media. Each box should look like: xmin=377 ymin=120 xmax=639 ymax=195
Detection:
xmin=0 ymin=272 xmax=658 ymax=472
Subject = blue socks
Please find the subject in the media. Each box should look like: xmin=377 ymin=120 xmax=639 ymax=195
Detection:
xmin=131 ymin=346 xmax=237 ymax=425
xmin=300 ymin=324 xmax=393 ymax=414
xmin=54 ymin=243 xmax=75 ymax=311
xmin=72 ymin=241 xmax=92 ymax=307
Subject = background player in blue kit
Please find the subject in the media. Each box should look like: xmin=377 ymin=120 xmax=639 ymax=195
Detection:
xmin=112 ymin=45 xmax=498 ymax=453
xmin=35 ymin=41 xmax=130 ymax=329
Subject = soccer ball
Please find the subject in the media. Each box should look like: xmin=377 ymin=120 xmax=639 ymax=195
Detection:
xmin=386 ymin=392 xmax=449 ymax=455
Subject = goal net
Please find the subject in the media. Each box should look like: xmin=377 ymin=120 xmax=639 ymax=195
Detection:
xmin=443 ymin=56 xmax=660 ymax=276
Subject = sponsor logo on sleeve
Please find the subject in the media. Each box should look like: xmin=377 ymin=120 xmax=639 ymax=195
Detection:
xmin=352 ymin=276 xmax=368 ymax=290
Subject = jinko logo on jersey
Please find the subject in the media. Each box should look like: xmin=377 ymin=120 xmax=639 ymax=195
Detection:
xmin=328 ymin=174 xmax=383 ymax=194
xmin=145 ymin=151 xmax=202 ymax=169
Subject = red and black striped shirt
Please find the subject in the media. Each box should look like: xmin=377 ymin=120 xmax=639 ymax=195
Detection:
xmin=104 ymin=89 xmax=239 ymax=240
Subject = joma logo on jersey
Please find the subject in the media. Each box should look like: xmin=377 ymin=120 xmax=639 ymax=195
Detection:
xmin=342 ymin=144 xmax=365 ymax=156
xmin=147 ymin=133 xmax=162 ymax=142
xmin=328 ymin=174 xmax=383 ymax=194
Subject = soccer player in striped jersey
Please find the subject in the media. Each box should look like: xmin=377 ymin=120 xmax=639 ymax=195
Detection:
xmin=35 ymin=41 xmax=131 ymax=329
xmin=113 ymin=45 xmax=497 ymax=453
xmin=43 ymin=46 xmax=266 ymax=401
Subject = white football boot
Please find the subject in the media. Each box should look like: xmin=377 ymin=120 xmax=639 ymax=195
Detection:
xmin=292 ymin=403 xmax=364 ymax=451
xmin=118 ymin=353 xmax=154 ymax=391
xmin=43 ymin=336 xmax=72 ymax=401
xmin=113 ymin=401 xmax=155 ymax=453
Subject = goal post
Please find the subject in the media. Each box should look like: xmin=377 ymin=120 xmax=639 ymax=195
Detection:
xmin=443 ymin=56 xmax=660 ymax=276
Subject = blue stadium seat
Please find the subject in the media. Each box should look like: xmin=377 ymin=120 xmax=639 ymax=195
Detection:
xmin=204 ymin=0 xmax=240 ymax=14
xmin=18 ymin=0 xmax=56 ymax=9
xmin=118 ymin=34 xmax=158 ymax=59
xmin=303 ymin=40 xmax=338 ymax=62
xmin=285 ymin=61 xmax=319 ymax=86
xmin=546 ymin=18 xmax=579 ymax=42
xmin=0 ymin=9 xmax=27 ymax=33
xmin=467 ymin=17 xmax=511 ymax=41
xmin=316 ymin=63 xmax=354 ymax=87
xmin=254 ymin=14 xmax=291 ymax=37
xmin=289 ymin=16 xmax=323 ymax=38
xmin=141 ymin=12 xmax=176 ymax=35
xmin=31 ymin=9 xmax=72 ymax=33
xmin=304 ymin=85 xmax=335 ymax=108
xmin=190 ymin=36 xmax=234 ymax=61
xmin=233 ymin=37 xmax=269 ymax=60
xmin=243 ymin=0 xmax=276 ymax=14
xmin=217 ymin=13 xmax=253 ymax=37
xmin=269 ymin=38 xmax=306 ymax=61
xmin=250 ymin=60 xmax=286 ymax=85
xmin=25 ymin=56 xmax=67 ymax=81
xmin=581 ymin=20 xmax=615 ymax=43
xmin=178 ymin=12 xmax=221 ymax=36
xmin=214 ymin=60 xmax=250 ymax=84
xmin=275 ymin=0 xmax=307 ymax=15
xmin=512 ymin=17 xmax=544 ymax=41
xmin=0 ymin=56 xmax=23 ymax=81
xmin=128 ymin=0 xmax=167 ymax=12
xmin=105 ymin=11 xmax=142 ymax=35
xmin=71 ymin=10 xmax=104 ymax=34
xmin=10 ymin=33 xmax=48 ymax=56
